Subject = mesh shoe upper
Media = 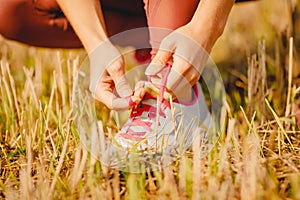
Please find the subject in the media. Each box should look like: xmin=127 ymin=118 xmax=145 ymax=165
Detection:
xmin=114 ymin=82 xmax=212 ymax=154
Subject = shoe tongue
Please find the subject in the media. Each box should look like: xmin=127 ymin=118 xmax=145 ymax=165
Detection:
xmin=140 ymin=89 xmax=171 ymax=110
xmin=141 ymin=96 xmax=170 ymax=112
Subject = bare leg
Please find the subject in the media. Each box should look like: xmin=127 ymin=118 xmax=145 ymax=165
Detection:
xmin=0 ymin=0 xmax=81 ymax=48
xmin=0 ymin=0 xmax=148 ymax=48
xmin=143 ymin=0 xmax=200 ymax=56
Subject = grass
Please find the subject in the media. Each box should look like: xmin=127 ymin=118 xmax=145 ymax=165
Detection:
xmin=1 ymin=1 xmax=300 ymax=199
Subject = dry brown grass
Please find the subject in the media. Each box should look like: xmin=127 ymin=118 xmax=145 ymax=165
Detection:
xmin=1 ymin=0 xmax=300 ymax=199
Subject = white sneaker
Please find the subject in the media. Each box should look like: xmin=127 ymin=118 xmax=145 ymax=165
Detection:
xmin=114 ymin=81 xmax=212 ymax=155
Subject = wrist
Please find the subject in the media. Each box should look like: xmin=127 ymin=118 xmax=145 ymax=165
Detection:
xmin=189 ymin=17 xmax=224 ymax=43
xmin=184 ymin=21 xmax=219 ymax=53
xmin=189 ymin=0 xmax=234 ymax=45
xmin=84 ymin=33 xmax=109 ymax=54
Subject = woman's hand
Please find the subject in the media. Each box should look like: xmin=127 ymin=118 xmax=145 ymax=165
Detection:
xmin=145 ymin=23 xmax=212 ymax=101
xmin=89 ymin=41 xmax=133 ymax=111
xmin=55 ymin=0 xmax=134 ymax=110
xmin=145 ymin=0 xmax=234 ymax=101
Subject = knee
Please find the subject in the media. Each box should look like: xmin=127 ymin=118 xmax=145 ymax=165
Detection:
xmin=0 ymin=0 xmax=26 ymax=41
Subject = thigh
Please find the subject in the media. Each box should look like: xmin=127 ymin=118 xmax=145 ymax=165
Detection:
xmin=144 ymin=0 xmax=200 ymax=30
xmin=143 ymin=0 xmax=200 ymax=51
xmin=101 ymin=0 xmax=149 ymax=47
xmin=144 ymin=0 xmax=257 ymax=28
xmin=0 ymin=0 xmax=81 ymax=48
xmin=101 ymin=0 xmax=147 ymax=35
xmin=0 ymin=0 xmax=148 ymax=48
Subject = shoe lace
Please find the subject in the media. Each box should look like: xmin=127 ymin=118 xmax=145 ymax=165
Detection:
xmin=123 ymin=63 xmax=172 ymax=136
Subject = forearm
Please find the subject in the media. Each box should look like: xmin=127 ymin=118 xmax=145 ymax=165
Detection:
xmin=56 ymin=0 xmax=107 ymax=53
xmin=189 ymin=0 xmax=234 ymax=47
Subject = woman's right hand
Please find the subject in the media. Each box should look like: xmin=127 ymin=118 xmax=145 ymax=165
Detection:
xmin=89 ymin=41 xmax=134 ymax=111
xmin=53 ymin=0 xmax=137 ymax=110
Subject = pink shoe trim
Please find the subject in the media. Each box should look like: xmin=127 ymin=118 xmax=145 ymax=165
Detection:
xmin=123 ymin=118 xmax=153 ymax=132
xmin=127 ymin=96 xmax=137 ymax=107
xmin=119 ymin=131 xmax=146 ymax=141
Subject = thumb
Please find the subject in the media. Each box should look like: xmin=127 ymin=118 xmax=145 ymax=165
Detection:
xmin=145 ymin=50 xmax=172 ymax=76
xmin=114 ymin=75 xmax=133 ymax=98
xmin=107 ymin=61 xmax=133 ymax=98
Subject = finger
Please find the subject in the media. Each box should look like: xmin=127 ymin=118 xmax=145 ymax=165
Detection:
xmin=130 ymin=86 xmax=147 ymax=106
xmin=167 ymin=68 xmax=199 ymax=93
xmin=112 ymin=96 xmax=131 ymax=111
xmin=95 ymin=87 xmax=130 ymax=111
xmin=107 ymin=61 xmax=133 ymax=98
xmin=88 ymin=42 xmax=122 ymax=93
xmin=134 ymin=80 xmax=146 ymax=91
xmin=145 ymin=49 xmax=172 ymax=76
xmin=114 ymin=75 xmax=133 ymax=98
xmin=166 ymin=70 xmax=189 ymax=99
xmin=49 ymin=17 xmax=69 ymax=31
xmin=166 ymin=57 xmax=199 ymax=102
xmin=165 ymin=56 xmax=189 ymax=91
xmin=169 ymin=55 xmax=200 ymax=88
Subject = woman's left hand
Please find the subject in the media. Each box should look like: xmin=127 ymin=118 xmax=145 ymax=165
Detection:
xmin=145 ymin=0 xmax=235 ymax=101
xmin=145 ymin=22 xmax=217 ymax=100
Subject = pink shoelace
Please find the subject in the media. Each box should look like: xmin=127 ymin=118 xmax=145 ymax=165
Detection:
xmin=119 ymin=64 xmax=172 ymax=141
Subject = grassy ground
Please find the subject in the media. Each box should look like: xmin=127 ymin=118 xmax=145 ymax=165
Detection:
xmin=1 ymin=0 xmax=300 ymax=199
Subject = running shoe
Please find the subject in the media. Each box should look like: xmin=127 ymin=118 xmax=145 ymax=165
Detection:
xmin=114 ymin=67 xmax=212 ymax=154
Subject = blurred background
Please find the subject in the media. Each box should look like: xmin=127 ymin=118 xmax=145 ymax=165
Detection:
xmin=1 ymin=1 xmax=300 ymax=198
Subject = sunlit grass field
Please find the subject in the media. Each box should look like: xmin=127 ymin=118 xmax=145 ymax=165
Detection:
xmin=1 ymin=0 xmax=300 ymax=199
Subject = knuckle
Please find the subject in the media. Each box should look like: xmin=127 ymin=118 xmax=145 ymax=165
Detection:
xmin=152 ymin=56 xmax=165 ymax=66
xmin=190 ymin=73 xmax=200 ymax=85
xmin=161 ymin=37 xmax=173 ymax=49
xmin=107 ymin=58 xmax=123 ymax=72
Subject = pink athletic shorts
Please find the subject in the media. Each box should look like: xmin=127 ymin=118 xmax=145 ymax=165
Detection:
xmin=0 ymin=0 xmax=252 ymax=48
